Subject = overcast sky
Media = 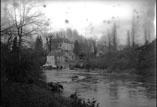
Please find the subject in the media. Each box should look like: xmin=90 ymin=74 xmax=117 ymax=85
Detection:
xmin=41 ymin=0 xmax=156 ymax=44
xmin=1 ymin=0 xmax=156 ymax=45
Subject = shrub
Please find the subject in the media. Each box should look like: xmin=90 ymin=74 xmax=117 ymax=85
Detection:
xmin=70 ymin=92 xmax=100 ymax=107
xmin=1 ymin=41 xmax=46 ymax=83
xmin=47 ymin=82 xmax=63 ymax=93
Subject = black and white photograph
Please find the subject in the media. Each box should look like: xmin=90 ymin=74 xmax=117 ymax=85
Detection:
xmin=1 ymin=0 xmax=156 ymax=107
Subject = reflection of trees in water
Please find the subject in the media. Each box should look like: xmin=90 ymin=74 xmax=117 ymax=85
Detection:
xmin=71 ymin=75 xmax=98 ymax=93
xmin=108 ymin=82 xmax=119 ymax=100
xmin=134 ymin=76 xmax=156 ymax=99
xmin=103 ymin=75 xmax=156 ymax=100
xmin=126 ymin=76 xmax=156 ymax=99
xmin=102 ymin=74 xmax=136 ymax=83
xmin=143 ymin=85 xmax=156 ymax=99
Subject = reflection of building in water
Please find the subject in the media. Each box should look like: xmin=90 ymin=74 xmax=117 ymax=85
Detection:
xmin=44 ymin=37 xmax=75 ymax=68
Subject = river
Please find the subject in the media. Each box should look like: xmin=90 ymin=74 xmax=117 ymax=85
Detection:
xmin=44 ymin=69 xmax=156 ymax=107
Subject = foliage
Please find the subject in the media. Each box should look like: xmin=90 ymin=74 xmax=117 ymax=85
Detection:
xmin=34 ymin=36 xmax=46 ymax=66
xmin=1 ymin=41 xmax=46 ymax=83
xmin=73 ymin=40 xmax=80 ymax=57
xmin=1 ymin=0 xmax=46 ymax=52
xmin=47 ymin=82 xmax=63 ymax=93
xmin=86 ymin=39 xmax=156 ymax=77
xmin=1 ymin=82 xmax=100 ymax=107
xmin=89 ymin=50 xmax=117 ymax=70
xmin=108 ymin=48 xmax=138 ymax=73
xmin=1 ymin=82 xmax=71 ymax=107
xmin=70 ymin=92 xmax=100 ymax=107
xmin=135 ymin=39 xmax=156 ymax=76
xmin=112 ymin=23 xmax=117 ymax=50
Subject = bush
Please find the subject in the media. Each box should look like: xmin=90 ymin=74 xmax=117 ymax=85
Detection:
xmin=1 ymin=42 xmax=46 ymax=83
xmin=70 ymin=92 xmax=100 ymax=107
xmin=135 ymin=40 xmax=156 ymax=76
xmin=47 ymin=82 xmax=63 ymax=93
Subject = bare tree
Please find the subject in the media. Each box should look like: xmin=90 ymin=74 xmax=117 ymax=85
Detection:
xmin=108 ymin=31 xmax=112 ymax=49
xmin=127 ymin=30 xmax=131 ymax=48
xmin=92 ymin=39 xmax=97 ymax=57
xmin=144 ymin=28 xmax=149 ymax=45
xmin=112 ymin=23 xmax=117 ymax=50
xmin=1 ymin=0 xmax=46 ymax=58
xmin=130 ymin=14 xmax=138 ymax=47
xmin=131 ymin=24 xmax=135 ymax=47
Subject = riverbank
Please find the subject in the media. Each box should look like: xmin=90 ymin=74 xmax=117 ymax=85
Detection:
xmin=1 ymin=80 xmax=100 ymax=107
xmin=1 ymin=81 xmax=71 ymax=107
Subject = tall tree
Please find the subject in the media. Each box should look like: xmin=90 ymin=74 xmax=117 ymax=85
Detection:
xmin=46 ymin=33 xmax=55 ymax=52
xmin=112 ymin=23 xmax=117 ymax=50
xmin=85 ymin=39 xmax=92 ymax=71
xmin=131 ymin=15 xmax=137 ymax=47
xmin=34 ymin=35 xmax=45 ymax=66
xmin=131 ymin=24 xmax=135 ymax=47
xmin=34 ymin=36 xmax=43 ymax=53
xmin=92 ymin=39 xmax=97 ymax=57
xmin=144 ymin=28 xmax=149 ymax=45
xmin=1 ymin=0 xmax=46 ymax=60
xmin=12 ymin=36 xmax=19 ymax=53
xmin=73 ymin=40 xmax=80 ymax=57
xmin=127 ymin=30 xmax=131 ymax=48
xmin=108 ymin=31 xmax=111 ymax=49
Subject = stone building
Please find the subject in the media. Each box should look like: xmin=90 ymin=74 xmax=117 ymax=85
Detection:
xmin=44 ymin=37 xmax=75 ymax=69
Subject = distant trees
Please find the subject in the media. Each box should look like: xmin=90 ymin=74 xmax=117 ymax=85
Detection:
xmin=34 ymin=36 xmax=43 ymax=52
xmin=105 ymin=23 xmax=118 ymax=51
xmin=46 ymin=33 xmax=55 ymax=52
xmin=34 ymin=36 xmax=46 ymax=66
xmin=73 ymin=40 xmax=80 ymax=57
xmin=144 ymin=28 xmax=150 ymax=45
xmin=127 ymin=30 xmax=131 ymax=48
xmin=85 ymin=39 xmax=92 ymax=71
xmin=130 ymin=14 xmax=139 ymax=47
xmin=92 ymin=39 xmax=97 ymax=57
xmin=112 ymin=23 xmax=117 ymax=50
xmin=108 ymin=32 xmax=112 ymax=49
xmin=131 ymin=24 xmax=136 ymax=47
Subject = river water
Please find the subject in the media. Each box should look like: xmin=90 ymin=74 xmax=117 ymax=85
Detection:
xmin=44 ymin=69 xmax=156 ymax=107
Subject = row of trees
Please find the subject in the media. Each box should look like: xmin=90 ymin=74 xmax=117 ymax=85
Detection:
xmin=101 ymin=18 xmax=152 ymax=51
xmin=72 ymin=19 xmax=154 ymax=72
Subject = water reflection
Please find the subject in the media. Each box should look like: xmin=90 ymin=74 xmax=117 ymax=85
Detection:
xmin=108 ymin=82 xmax=119 ymax=100
xmin=44 ymin=70 xmax=156 ymax=107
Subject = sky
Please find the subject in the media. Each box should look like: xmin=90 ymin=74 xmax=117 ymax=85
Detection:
xmin=40 ymin=0 xmax=156 ymax=44
xmin=41 ymin=0 xmax=156 ymax=44
xmin=1 ymin=0 xmax=156 ymax=45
